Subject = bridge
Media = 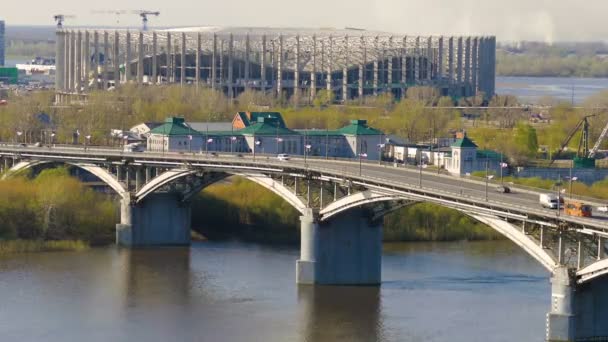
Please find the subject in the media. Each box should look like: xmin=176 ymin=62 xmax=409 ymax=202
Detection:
xmin=1 ymin=144 xmax=608 ymax=341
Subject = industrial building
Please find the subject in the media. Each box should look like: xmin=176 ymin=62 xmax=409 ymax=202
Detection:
xmin=0 ymin=20 xmax=5 ymax=66
xmin=54 ymin=27 xmax=496 ymax=104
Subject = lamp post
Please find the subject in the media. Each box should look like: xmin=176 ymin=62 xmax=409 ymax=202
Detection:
xmin=418 ymin=151 xmax=423 ymax=188
xmin=485 ymin=159 xmax=489 ymax=201
xmin=230 ymin=136 xmax=237 ymax=154
xmin=305 ymin=143 xmax=312 ymax=166
xmin=556 ymin=174 xmax=562 ymax=218
xmin=85 ymin=135 xmax=91 ymax=151
xmin=254 ymin=139 xmax=261 ymax=161
xmin=16 ymin=131 xmax=23 ymax=145
xmin=50 ymin=132 xmax=56 ymax=147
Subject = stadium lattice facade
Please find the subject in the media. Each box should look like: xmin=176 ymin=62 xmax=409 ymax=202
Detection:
xmin=55 ymin=27 xmax=495 ymax=103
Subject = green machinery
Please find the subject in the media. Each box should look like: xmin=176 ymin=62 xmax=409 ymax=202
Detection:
xmin=550 ymin=114 xmax=608 ymax=168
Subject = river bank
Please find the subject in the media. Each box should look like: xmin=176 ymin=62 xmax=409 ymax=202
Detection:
xmin=0 ymin=239 xmax=88 ymax=254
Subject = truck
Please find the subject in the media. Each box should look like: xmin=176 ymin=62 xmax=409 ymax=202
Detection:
xmin=123 ymin=143 xmax=145 ymax=152
xmin=540 ymin=194 xmax=561 ymax=209
xmin=564 ymin=200 xmax=593 ymax=217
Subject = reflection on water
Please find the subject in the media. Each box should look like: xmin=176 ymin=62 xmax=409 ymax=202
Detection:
xmin=0 ymin=241 xmax=550 ymax=342
xmin=298 ymin=286 xmax=383 ymax=342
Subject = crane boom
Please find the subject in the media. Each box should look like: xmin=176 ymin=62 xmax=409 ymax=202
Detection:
xmin=549 ymin=114 xmax=596 ymax=166
xmin=589 ymin=120 xmax=608 ymax=158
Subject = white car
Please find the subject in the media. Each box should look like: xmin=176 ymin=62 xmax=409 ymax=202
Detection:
xmin=597 ymin=205 xmax=608 ymax=213
xmin=277 ymin=153 xmax=290 ymax=161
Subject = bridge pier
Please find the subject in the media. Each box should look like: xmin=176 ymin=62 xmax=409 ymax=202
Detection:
xmin=547 ymin=267 xmax=608 ymax=341
xmin=297 ymin=208 xmax=382 ymax=285
xmin=116 ymin=193 xmax=191 ymax=247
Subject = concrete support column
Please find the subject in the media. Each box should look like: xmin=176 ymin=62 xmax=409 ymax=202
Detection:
xmin=326 ymin=36 xmax=333 ymax=92
xmin=426 ymin=36 xmax=432 ymax=80
xmin=76 ymin=31 xmax=82 ymax=93
xmin=69 ymin=31 xmax=76 ymax=92
xmin=413 ymin=36 xmax=420 ymax=82
xmin=310 ymin=35 xmax=317 ymax=101
xmin=456 ymin=37 xmax=463 ymax=88
xmin=83 ymin=31 xmax=90 ymax=92
xmin=437 ymin=36 xmax=444 ymax=78
xmin=63 ymin=31 xmax=70 ymax=91
xmin=181 ymin=32 xmax=186 ymax=86
xmin=372 ymin=36 xmax=379 ymax=96
xmin=261 ymin=35 xmax=266 ymax=92
xmin=228 ymin=33 xmax=234 ymax=98
xmin=244 ymin=34 xmax=250 ymax=91
xmin=196 ymin=32 xmax=201 ymax=87
xmin=598 ymin=236 xmax=605 ymax=260
xmin=92 ymin=31 xmax=99 ymax=89
xmin=447 ymin=37 xmax=454 ymax=85
xmin=296 ymin=208 xmax=382 ymax=285
xmin=546 ymin=267 xmax=575 ymax=342
xmin=277 ymin=35 xmax=283 ymax=97
xmin=135 ymin=167 xmax=143 ymax=192
xmin=211 ymin=33 xmax=217 ymax=90
xmin=358 ymin=36 xmax=365 ymax=99
xmin=342 ymin=36 xmax=349 ymax=102
xmin=55 ymin=31 xmax=65 ymax=92
xmin=136 ymin=32 xmax=143 ymax=85
xmin=113 ymin=31 xmax=120 ymax=87
xmin=472 ymin=37 xmax=478 ymax=94
xmin=387 ymin=37 xmax=393 ymax=91
xmin=401 ymin=36 xmax=407 ymax=94
xmin=102 ymin=32 xmax=109 ymax=90
xmin=166 ymin=32 xmax=173 ymax=83
xmin=488 ymin=36 xmax=496 ymax=97
xmin=151 ymin=32 xmax=157 ymax=84
xmin=294 ymin=35 xmax=300 ymax=102
xmin=145 ymin=166 xmax=152 ymax=183
xmin=125 ymin=31 xmax=131 ymax=83
xmin=464 ymin=37 xmax=471 ymax=95
xmin=116 ymin=193 xmax=191 ymax=247
xmin=116 ymin=165 xmax=124 ymax=182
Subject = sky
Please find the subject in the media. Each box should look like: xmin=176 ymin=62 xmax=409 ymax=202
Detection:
xmin=2 ymin=0 xmax=606 ymax=42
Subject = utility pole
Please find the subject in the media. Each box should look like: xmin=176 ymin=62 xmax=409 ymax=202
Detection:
xmin=485 ymin=159 xmax=489 ymax=201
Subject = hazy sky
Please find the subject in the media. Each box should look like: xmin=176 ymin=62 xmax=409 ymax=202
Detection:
xmin=3 ymin=0 xmax=606 ymax=42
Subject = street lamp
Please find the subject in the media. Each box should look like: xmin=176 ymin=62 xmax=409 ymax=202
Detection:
xmin=85 ymin=135 xmax=91 ymax=150
xmin=359 ymin=152 xmax=367 ymax=176
xmin=377 ymin=143 xmax=385 ymax=165
xmin=206 ymin=137 xmax=213 ymax=155
xmin=305 ymin=143 xmax=312 ymax=166
xmin=230 ymin=136 xmax=237 ymax=154
xmin=50 ymin=132 xmax=56 ymax=147
xmin=254 ymin=139 xmax=261 ymax=161
xmin=16 ymin=131 xmax=23 ymax=144
xmin=556 ymin=175 xmax=563 ymax=218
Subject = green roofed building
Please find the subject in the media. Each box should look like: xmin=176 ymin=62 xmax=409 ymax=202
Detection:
xmin=147 ymin=113 xmax=385 ymax=159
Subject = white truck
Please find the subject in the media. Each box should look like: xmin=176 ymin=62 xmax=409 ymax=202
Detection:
xmin=123 ymin=143 xmax=145 ymax=152
xmin=540 ymin=193 xmax=560 ymax=209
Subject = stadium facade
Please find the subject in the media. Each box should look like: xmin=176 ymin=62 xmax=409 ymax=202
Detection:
xmin=55 ymin=27 xmax=495 ymax=103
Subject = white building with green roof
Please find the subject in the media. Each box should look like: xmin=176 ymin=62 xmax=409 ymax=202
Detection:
xmin=147 ymin=116 xmax=385 ymax=159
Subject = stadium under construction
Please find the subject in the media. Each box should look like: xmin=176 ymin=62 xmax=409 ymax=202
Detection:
xmin=54 ymin=27 xmax=496 ymax=103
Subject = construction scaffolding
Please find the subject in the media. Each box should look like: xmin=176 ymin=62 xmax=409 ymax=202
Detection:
xmin=55 ymin=27 xmax=496 ymax=104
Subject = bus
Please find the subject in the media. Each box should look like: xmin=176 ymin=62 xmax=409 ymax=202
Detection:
xmin=564 ymin=201 xmax=592 ymax=217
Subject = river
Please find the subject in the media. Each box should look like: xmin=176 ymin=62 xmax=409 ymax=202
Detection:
xmin=0 ymin=240 xmax=548 ymax=342
xmin=496 ymin=76 xmax=608 ymax=105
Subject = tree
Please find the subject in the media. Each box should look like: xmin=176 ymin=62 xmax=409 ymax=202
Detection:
xmin=313 ymin=90 xmax=335 ymax=109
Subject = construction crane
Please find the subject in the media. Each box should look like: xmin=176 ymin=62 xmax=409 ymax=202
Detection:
xmin=132 ymin=10 xmax=160 ymax=31
xmin=589 ymin=120 xmax=608 ymax=158
xmin=53 ymin=14 xmax=75 ymax=29
xmin=550 ymin=114 xmax=598 ymax=168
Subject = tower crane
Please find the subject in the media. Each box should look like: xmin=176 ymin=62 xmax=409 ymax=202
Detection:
xmin=589 ymin=120 xmax=608 ymax=158
xmin=53 ymin=14 xmax=76 ymax=29
xmin=132 ymin=10 xmax=160 ymax=31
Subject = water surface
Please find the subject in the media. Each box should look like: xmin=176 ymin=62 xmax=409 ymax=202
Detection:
xmin=0 ymin=241 xmax=549 ymax=342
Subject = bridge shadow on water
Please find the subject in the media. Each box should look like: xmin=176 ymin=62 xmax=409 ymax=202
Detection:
xmin=297 ymin=285 xmax=385 ymax=342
